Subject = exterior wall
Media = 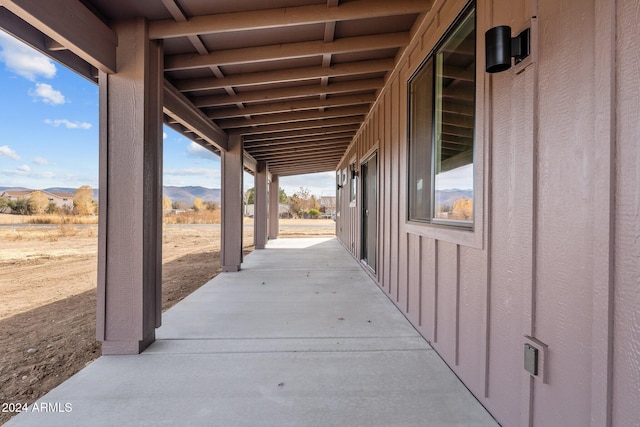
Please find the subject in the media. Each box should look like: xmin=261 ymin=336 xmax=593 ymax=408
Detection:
xmin=336 ymin=0 xmax=639 ymax=425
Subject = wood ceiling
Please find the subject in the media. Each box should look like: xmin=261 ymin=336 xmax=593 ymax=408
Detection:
xmin=44 ymin=1 xmax=435 ymax=176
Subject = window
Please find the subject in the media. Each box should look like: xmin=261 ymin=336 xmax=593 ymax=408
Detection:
xmin=349 ymin=162 xmax=357 ymax=204
xmin=408 ymin=5 xmax=475 ymax=226
xmin=336 ymin=171 xmax=342 ymax=213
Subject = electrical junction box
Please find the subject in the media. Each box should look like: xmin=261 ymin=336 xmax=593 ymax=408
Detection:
xmin=524 ymin=343 xmax=539 ymax=376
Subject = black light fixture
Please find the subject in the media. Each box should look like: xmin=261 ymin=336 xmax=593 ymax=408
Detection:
xmin=485 ymin=26 xmax=531 ymax=73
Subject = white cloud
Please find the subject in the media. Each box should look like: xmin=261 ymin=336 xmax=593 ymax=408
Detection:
xmin=31 ymin=83 xmax=65 ymax=105
xmin=187 ymin=141 xmax=218 ymax=161
xmin=163 ymin=132 xmax=167 ymax=140
xmin=44 ymin=119 xmax=91 ymax=129
xmin=0 ymin=32 xmax=56 ymax=81
xmin=0 ymin=145 xmax=21 ymax=160
xmin=2 ymin=166 xmax=54 ymax=179
xmin=164 ymin=167 xmax=218 ymax=177
xmin=33 ymin=157 xmax=49 ymax=165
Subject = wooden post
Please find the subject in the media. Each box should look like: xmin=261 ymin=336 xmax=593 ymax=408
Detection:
xmin=221 ymin=134 xmax=243 ymax=271
xmin=269 ymin=175 xmax=280 ymax=239
xmin=96 ymin=18 xmax=163 ymax=355
xmin=254 ymin=161 xmax=268 ymax=249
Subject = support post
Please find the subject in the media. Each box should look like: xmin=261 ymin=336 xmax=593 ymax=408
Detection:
xmin=254 ymin=161 xmax=269 ymax=249
xmin=269 ymin=175 xmax=280 ymax=239
xmin=97 ymin=18 xmax=163 ymax=355
xmin=221 ymin=134 xmax=243 ymax=271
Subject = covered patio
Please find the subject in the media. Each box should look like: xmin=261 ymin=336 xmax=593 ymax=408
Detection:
xmin=3 ymin=0 xmax=638 ymax=424
xmin=5 ymin=238 xmax=496 ymax=426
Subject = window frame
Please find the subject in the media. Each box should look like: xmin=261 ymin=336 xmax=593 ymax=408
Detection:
xmin=349 ymin=161 xmax=357 ymax=206
xmin=407 ymin=3 xmax=476 ymax=227
xmin=404 ymin=1 xmax=484 ymax=249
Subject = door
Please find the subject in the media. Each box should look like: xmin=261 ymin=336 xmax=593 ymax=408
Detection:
xmin=361 ymin=153 xmax=378 ymax=272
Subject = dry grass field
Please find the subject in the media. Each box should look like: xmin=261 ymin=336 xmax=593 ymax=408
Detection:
xmin=0 ymin=215 xmax=335 ymax=424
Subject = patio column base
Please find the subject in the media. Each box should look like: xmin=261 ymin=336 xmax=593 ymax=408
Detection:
xmin=101 ymin=333 xmax=155 ymax=355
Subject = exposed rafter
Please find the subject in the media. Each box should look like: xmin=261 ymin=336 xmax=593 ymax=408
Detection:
xmin=217 ymin=106 xmax=368 ymax=130
xmin=193 ymin=78 xmax=383 ymax=108
xmin=173 ymin=59 xmax=394 ymax=92
xmin=0 ymin=8 xmax=97 ymax=81
xmin=244 ymin=135 xmax=354 ymax=148
xmin=164 ymin=33 xmax=409 ymax=71
xmin=149 ymin=0 xmax=431 ymax=39
xmin=206 ymin=94 xmax=376 ymax=119
xmin=248 ymin=139 xmax=355 ymax=152
xmin=243 ymin=125 xmax=360 ymax=142
xmin=231 ymin=117 xmax=363 ymax=136
xmin=1 ymin=0 xmax=116 ymax=72
xmin=163 ymin=81 xmax=228 ymax=151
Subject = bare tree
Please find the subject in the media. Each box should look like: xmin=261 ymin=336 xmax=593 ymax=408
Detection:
xmin=74 ymin=186 xmax=96 ymax=215
xmin=29 ymin=191 xmax=49 ymax=214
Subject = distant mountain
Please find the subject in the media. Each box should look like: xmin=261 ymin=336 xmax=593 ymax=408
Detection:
xmin=163 ymin=186 xmax=220 ymax=205
xmin=0 ymin=186 xmax=31 ymax=193
xmin=435 ymin=189 xmax=473 ymax=207
xmin=0 ymin=186 xmax=87 ymax=196
xmin=0 ymin=186 xmax=220 ymax=206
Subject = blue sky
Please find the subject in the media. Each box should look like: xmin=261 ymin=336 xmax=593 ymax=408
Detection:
xmin=0 ymin=31 xmax=336 ymax=198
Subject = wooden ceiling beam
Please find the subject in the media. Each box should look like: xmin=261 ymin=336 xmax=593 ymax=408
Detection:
xmin=163 ymin=81 xmax=229 ymax=151
xmin=243 ymin=125 xmax=359 ymax=142
xmin=269 ymin=163 xmax=338 ymax=174
xmin=441 ymin=101 xmax=475 ymax=117
xmin=193 ymin=78 xmax=382 ymax=108
xmin=441 ymin=113 xmax=474 ymax=129
xmin=442 ymin=125 xmax=473 ymax=139
xmin=218 ymin=106 xmax=368 ymax=129
xmin=174 ymin=59 xmax=394 ymax=92
xmin=255 ymin=151 xmax=347 ymax=164
xmin=0 ymin=8 xmax=98 ymax=81
xmin=247 ymin=140 xmax=351 ymax=154
xmin=267 ymin=159 xmax=343 ymax=170
xmin=164 ymin=33 xmax=408 ymax=71
xmin=1 ymin=0 xmax=116 ymax=73
xmin=440 ymin=85 xmax=475 ymax=102
xmin=442 ymin=65 xmax=475 ymax=82
xmin=269 ymin=160 xmax=338 ymax=169
xmin=245 ymin=135 xmax=353 ymax=148
xmin=441 ymin=135 xmax=473 ymax=146
xmin=149 ymin=0 xmax=432 ymax=39
xmin=207 ymin=94 xmax=375 ymax=119
xmin=252 ymin=147 xmax=348 ymax=159
xmin=232 ymin=117 xmax=363 ymax=136
xmin=267 ymin=159 xmax=342 ymax=171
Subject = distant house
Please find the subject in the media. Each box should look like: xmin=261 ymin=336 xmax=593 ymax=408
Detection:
xmin=244 ymin=203 xmax=289 ymax=218
xmin=320 ymin=196 xmax=336 ymax=218
xmin=0 ymin=190 xmax=74 ymax=210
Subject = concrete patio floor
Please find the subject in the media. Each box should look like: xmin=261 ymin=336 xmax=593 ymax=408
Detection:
xmin=6 ymin=238 xmax=497 ymax=427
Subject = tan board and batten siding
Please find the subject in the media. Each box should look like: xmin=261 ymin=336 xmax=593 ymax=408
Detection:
xmin=336 ymin=0 xmax=640 ymax=426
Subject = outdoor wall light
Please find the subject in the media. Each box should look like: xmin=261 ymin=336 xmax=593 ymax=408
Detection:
xmin=485 ymin=26 xmax=531 ymax=73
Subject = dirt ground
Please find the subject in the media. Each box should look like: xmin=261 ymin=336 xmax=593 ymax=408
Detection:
xmin=0 ymin=218 xmax=335 ymax=425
